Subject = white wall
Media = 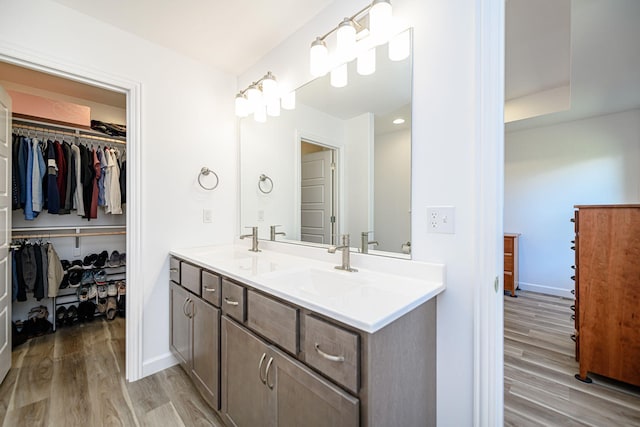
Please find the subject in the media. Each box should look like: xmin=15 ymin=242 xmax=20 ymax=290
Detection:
xmin=239 ymin=0 xmax=492 ymax=425
xmin=375 ymin=128 xmax=411 ymax=252
xmin=0 ymin=0 xmax=237 ymax=376
xmin=505 ymin=109 xmax=640 ymax=296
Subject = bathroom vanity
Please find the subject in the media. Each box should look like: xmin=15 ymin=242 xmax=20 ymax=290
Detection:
xmin=169 ymin=244 xmax=444 ymax=427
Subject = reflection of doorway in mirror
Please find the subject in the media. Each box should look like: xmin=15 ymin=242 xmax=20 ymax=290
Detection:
xmin=300 ymin=140 xmax=337 ymax=245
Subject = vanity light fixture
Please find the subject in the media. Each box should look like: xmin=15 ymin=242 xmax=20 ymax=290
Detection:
xmin=235 ymin=71 xmax=295 ymax=121
xmin=309 ymin=0 xmax=408 ymax=87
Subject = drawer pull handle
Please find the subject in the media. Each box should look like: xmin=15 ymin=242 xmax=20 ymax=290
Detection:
xmin=265 ymin=357 xmax=275 ymax=389
xmin=224 ymin=297 xmax=239 ymax=306
xmin=170 ymin=268 xmax=179 ymax=273
xmin=314 ymin=343 xmax=345 ymax=362
xmin=570 ymin=334 xmax=576 ymax=342
xmin=258 ymin=352 xmax=267 ymax=385
xmin=204 ymin=287 xmax=216 ymax=293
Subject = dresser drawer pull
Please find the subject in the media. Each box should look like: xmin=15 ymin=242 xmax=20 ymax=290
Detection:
xmin=314 ymin=343 xmax=345 ymax=362
xmin=203 ymin=287 xmax=216 ymax=293
xmin=570 ymin=305 xmax=575 ymax=311
xmin=570 ymin=334 xmax=577 ymax=342
xmin=571 ymin=275 xmax=575 ymax=281
xmin=571 ymin=289 xmax=575 ymax=295
xmin=169 ymin=268 xmax=178 ymax=273
xmin=224 ymin=297 xmax=239 ymax=306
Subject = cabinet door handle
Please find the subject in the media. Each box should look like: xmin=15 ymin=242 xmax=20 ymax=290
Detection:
xmin=203 ymin=287 xmax=216 ymax=293
xmin=258 ymin=352 xmax=267 ymax=385
xmin=170 ymin=268 xmax=179 ymax=273
xmin=224 ymin=297 xmax=239 ymax=306
xmin=265 ymin=357 xmax=275 ymax=390
xmin=182 ymin=298 xmax=190 ymax=317
xmin=314 ymin=343 xmax=345 ymax=362
xmin=190 ymin=300 xmax=196 ymax=318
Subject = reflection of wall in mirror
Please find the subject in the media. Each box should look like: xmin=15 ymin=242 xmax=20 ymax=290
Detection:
xmin=375 ymin=128 xmax=411 ymax=252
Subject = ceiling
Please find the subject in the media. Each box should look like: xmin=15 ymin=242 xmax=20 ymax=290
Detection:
xmin=50 ymin=0 xmax=335 ymax=76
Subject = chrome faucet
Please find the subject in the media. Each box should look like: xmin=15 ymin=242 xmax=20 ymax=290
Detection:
xmin=270 ymin=225 xmax=286 ymax=241
xmin=240 ymin=226 xmax=260 ymax=252
xmin=361 ymin=231 xmax=379 ymax=254
xmin=328 ymin=234 xmax=357 ymax=272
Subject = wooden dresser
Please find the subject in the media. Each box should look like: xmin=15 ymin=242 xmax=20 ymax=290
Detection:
xmin=572 ymin=205 xmax=640 ymax=386
xmin=504 ymin=233 xmax=520 ymax=297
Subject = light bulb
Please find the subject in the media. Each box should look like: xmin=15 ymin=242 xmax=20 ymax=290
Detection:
xmin=281 ymin=90 xmax=296 ymax=110
xmin=261 ymin=72 xmax=278 ymax=103
xmin=357 ymin=47 xmax=376 ymax=76
xmin=235 ymin=93 xmax=249 ymax=117
xmin=254 ymin=104 xmax=266 ymax=123
xmin=310 ymin=37 xmax=328 ymax=77
xmin=267 ymin=98 xmax=280 ymax=117
xmin=330 ymin=63 xmax=348 ymax=88
xmin=337 ymin=18 xmax=356 ymax=61
xmin=389 ymin=30 xmax=410 ymax=61
xmin=370 ymin=0 xmax=392 ymax=39
xmin=246 ymin=83 xmax=263 ymax=110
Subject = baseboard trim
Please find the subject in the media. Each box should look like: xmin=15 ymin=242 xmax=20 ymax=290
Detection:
xmin=518 ymin=282 xmax=573 ymax=299
xmin=141 ymin=352 xmax=178 ymax=378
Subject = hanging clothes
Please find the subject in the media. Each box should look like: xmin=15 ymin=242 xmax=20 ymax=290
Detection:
xmin=55 ymin=141 xmax=69 ymax=215
xmin=106 ymin=148 xmax=122 ymax=215
xmin=12 ymin=242 xmax=64 ymax=301
xmin=24 ymin=138 xmax=35 ymax=220
xmin=63 ymin=141 xmax=74 ymax=213
xmin=12 ymin=134 xmax=21 ymax=210
xmin=89 ymin=148 xmax=100 ymax=219
xmin=71 ymin=143 xmax=85 ymax=217
xmin=31 ymin=138 xmax=46 ymax=215
xmin=47 ymin=141 xmax=61 ymax=214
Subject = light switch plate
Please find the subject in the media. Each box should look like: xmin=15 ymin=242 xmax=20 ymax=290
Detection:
xmin=427 ymin=206 xmax=455 ymax=234
xmin=203 ymin=209 xmax=213 ymax=223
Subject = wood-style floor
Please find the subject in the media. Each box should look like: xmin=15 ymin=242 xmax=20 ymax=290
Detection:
xmin=504 ymin=291 xmax=640 ymax=426
xmin=0 ymin=317 xmax=224 ymax=427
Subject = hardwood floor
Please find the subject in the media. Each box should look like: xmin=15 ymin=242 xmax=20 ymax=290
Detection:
xmin=505 ymin=291 xmax=640 ymax=426
xmin=0 ymin=317 xmax=224 ymax=427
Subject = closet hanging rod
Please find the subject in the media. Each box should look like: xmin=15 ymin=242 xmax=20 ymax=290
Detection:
xmin=11 ymin=231 xmax=126 ymax=240
xmin=12 ymin=118 xmax=126 ymax=145
xmin=12 ymin=225 xmax=125 ymax=233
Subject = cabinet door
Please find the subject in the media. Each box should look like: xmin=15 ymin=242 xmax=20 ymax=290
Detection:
xmin=271 ymin=347 xmax=359 ymax=427
xmin=221 ymin=317 xmax=273 ymax=427
xmin=192 ymin=298 xmax=220 ymax=409
xmin=170 ymin=282 xmax=191 ymax=370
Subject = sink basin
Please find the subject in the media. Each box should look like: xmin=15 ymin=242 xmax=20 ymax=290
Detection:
xmin=261 ymin=268 xmax=373 ymax=298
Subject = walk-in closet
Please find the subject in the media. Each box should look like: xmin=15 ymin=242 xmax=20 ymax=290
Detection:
xmin=1 ymin=60 xmax=128 ymax=367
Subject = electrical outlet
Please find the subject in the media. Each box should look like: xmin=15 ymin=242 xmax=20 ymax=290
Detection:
xmin=258 ymin=210 xmax=265 ymax=221
xmin=203 ymin=209 xmax=213 ymax=223
xmin=427 ymin=206 xmax=455 ymax=234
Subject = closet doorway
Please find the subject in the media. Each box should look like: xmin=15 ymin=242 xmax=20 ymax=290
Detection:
xmin=0 ymin=58 xmax=139 ymax=380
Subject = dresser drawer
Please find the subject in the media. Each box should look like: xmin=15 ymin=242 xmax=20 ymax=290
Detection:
xmin=504 ymin=254 xmax=514 ymax=272
xmin=247 ymin=290 xmax=298 ymax=354
xmin=303 ymin=315 xmax=359 ymax=394
xmin=169 ymin=257 xmax=180 ymax=283
xmin=504 ymin=237 xmax=514 ymax=254
xmin=181 ymin=262 xmax=201 ymax=295
xmin=221 ymin=279 xmax=245 ymax=322
xmin=202 ymin=270 xmax=222 ymax=307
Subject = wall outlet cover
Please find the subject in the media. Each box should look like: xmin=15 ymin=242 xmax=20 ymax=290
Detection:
xmin=203 ymin=209 xmax=213 ymax=223
xmin=427 ymin=206 xmax=455 ymax=234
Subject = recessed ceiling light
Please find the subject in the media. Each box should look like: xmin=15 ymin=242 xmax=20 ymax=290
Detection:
xmin=393 ymin=118 xmax=405 ymax=125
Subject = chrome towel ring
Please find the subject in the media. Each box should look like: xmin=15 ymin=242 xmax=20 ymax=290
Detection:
xmin=258 ymin=174 xmax=274 ymax=194
xmin=198 ymin=167 xmax=219 ymax=191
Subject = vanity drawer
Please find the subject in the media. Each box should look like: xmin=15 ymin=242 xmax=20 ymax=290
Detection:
xmin=169 ymin=257 xmax=180 ymax=283
xmin=181 ymin=262 xmax=201 ymax=295
xmin=303 ymin=315 xmax=359 ymax=394
xmin=202 ymin=270 xmax=221 ymax=307
xmin=247 ymin=290 xmax=298 ymax=354
xmin=221 ymin=279 xmax=246 ymax=322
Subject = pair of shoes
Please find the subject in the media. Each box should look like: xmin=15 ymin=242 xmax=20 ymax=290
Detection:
xmin=108 ymin=250 xmax=121 ymax=267
xmin=81 ymin=271 xmax=94 ymax=286
xmin=83 ymin=253 xmax=98 ymax=269
xmin=97 ymin=298 xmax=108 ymax=314
xmin=106 ymin=297 xmax=118 ymax=321
xmin=65 ymin=305 xmax=79 ymax=326
xmin=94 ymin=251 xmax=109 ymax=268
xmin=56 ymin=306 xmax=67 ymax=326
xmin=28 ymin=305 xmax=49 ymax=321
xmin=97 ymin=284 xmax=108 ymax=299
xmin=68 ymin=270 xmax=83 ymax=287
xmin=107 ymin=283 xmax=118 ymax=297
xmin=78 ymin=301 xmax=96 ymax=322
xmin=94 ymin=270 xmax=107 ymax=285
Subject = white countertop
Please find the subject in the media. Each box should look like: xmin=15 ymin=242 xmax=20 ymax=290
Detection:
xmin=170 ymin=243 xmax=445 ymax=333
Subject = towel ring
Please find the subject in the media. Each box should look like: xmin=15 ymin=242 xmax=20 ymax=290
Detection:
xmin=258 ymin=174 xmax=273 ymax=194
xmin=198 ymin=167 xmax=219 ymax=191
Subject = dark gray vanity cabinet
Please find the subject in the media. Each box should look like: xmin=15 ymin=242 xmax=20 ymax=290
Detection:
xmin=221 ymin=317 xmax=358 ymax=427
xmin=170 ymin=260 xmax=221 ymax=409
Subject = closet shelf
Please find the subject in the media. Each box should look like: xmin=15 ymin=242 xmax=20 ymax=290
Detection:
xmin=12 ymin=116 xmax=126 ymax=145
xmin=11 ymin=226 xmax=126 ymax=249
